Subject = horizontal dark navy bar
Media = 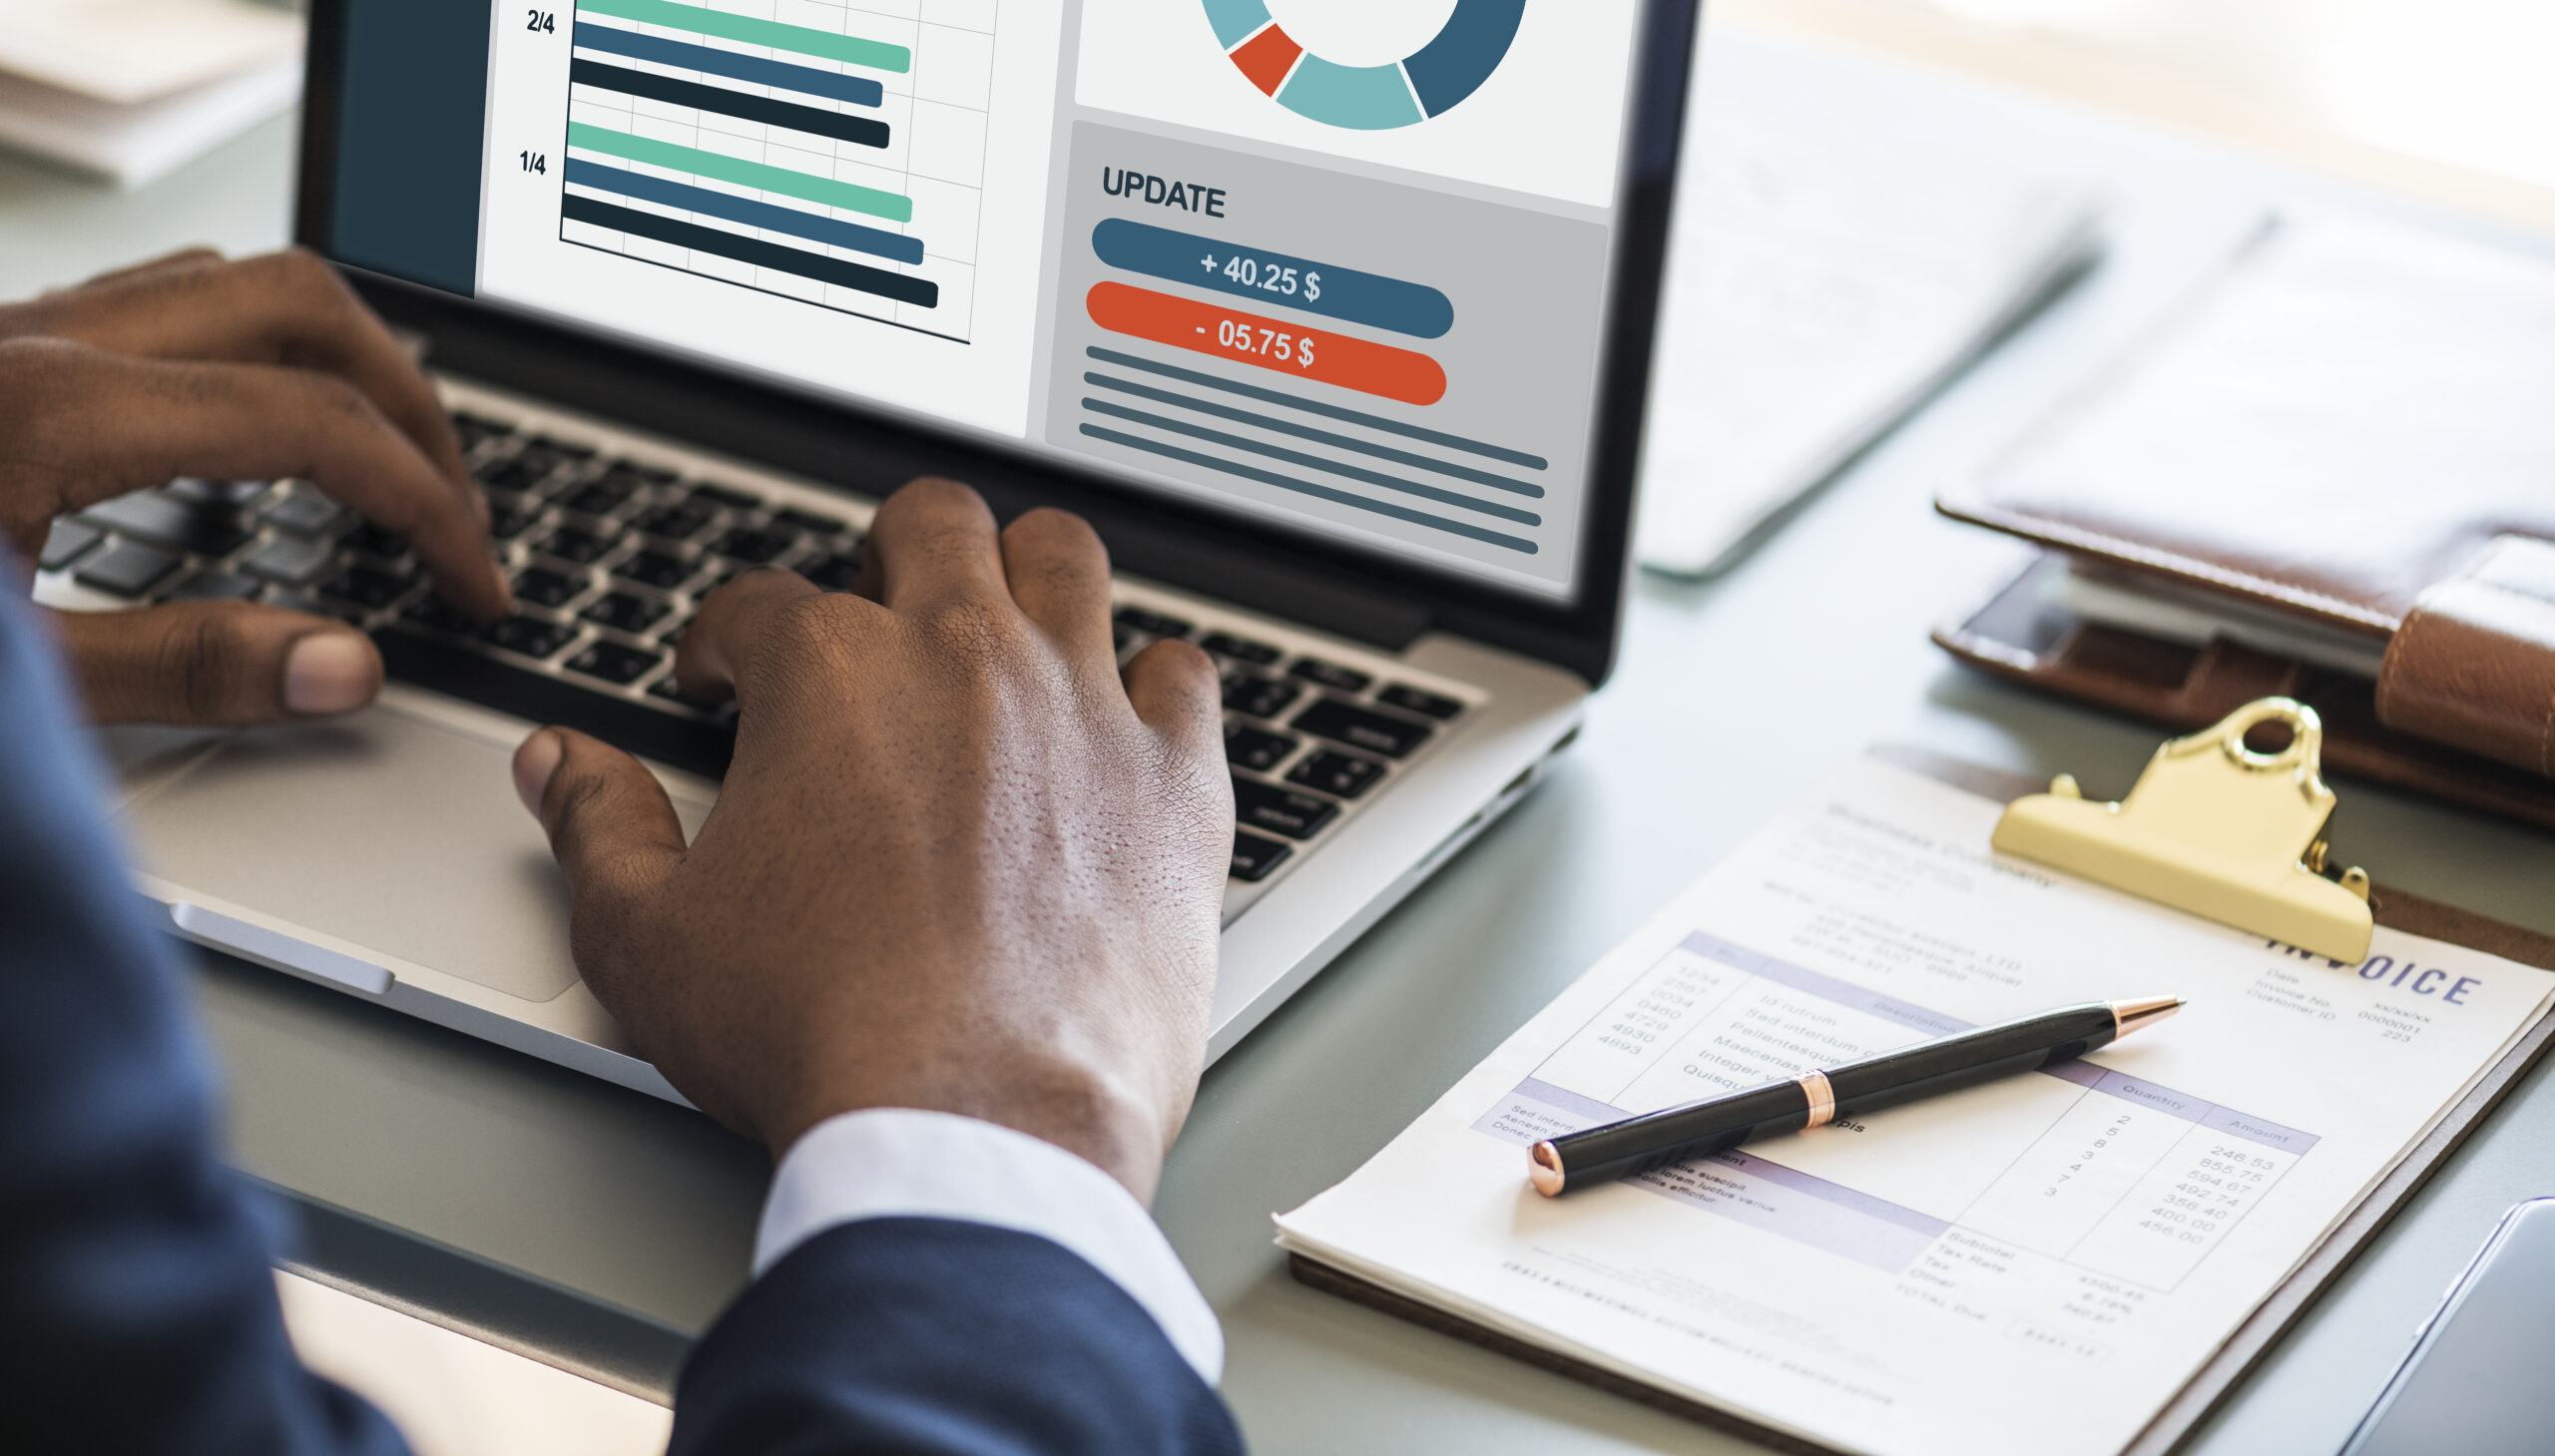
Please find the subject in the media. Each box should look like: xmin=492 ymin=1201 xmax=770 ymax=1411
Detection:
xmin=1082 ymin=398 xmax=1540 ymax=525
xmin=1083 ymin=371 xmax=1541 ymax=497
xmin=573 ymin=22 xmax=884 ymax=107
xmin=563 ymin=194 xmax=938 ymax=307
xmin=1086 ymin=347 xmax=1546 ymax=470
xmin=1093 ymin=219 xmax=1455 ymax=338
xmin=570 ymin=58 xmax=889 ymax=149
xmin=564 ymin=158 xmax=923 ymax=264
xmin=1079 ymin=424 xmax=1536 ymax=554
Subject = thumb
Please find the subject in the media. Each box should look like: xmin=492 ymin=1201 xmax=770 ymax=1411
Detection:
xmin=48 ymin=602 xmax=381 ymax=725
xmin=512 ymin=727 xmax=687 ymax=912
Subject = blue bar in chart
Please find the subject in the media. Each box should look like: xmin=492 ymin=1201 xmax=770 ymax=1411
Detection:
xmin=571 ymin=22 xmax=885 ymax=108
xmin=1091 ymin=219 xmax=1456 ymax=339
xmin=563 ymin=159 xmax=925 ymax=265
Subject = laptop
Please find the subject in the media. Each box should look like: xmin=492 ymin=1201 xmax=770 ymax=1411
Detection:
xmin=43 ymin=0 xmax=1699 ymax=1102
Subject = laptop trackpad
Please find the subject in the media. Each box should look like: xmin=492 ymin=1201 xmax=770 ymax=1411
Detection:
xmin=120 ymin=701 xmax=711 ymax=1004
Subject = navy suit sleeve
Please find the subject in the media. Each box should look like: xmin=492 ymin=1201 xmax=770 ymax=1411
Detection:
xmin=0 ymin=588 xmax=406 ymax=1454
xmin=673 ymin=1216 xmax=1247 ymax=1456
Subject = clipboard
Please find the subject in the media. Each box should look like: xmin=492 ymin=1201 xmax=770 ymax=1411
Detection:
xmin=1289 ymin=711 xmax=2555 ymax=1456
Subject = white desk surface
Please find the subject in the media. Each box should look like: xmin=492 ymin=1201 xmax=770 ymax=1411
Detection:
xmin=9 ymin=26 xmax=2555 ymax=1456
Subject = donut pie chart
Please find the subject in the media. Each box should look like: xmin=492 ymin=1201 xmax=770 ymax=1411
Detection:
xmin=1202 ymin=0 xmax=1528 ymax=130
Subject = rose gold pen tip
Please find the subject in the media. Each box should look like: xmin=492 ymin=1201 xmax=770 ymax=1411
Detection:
xmin=2110 ymin=996 xmax=2184 ymax=1038
xmin=1528 ymin=1141 xmax=1566 ymax=1198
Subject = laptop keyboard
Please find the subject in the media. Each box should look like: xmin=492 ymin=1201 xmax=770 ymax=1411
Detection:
xmin=40 ymin=398 xmax=1475 ymax=894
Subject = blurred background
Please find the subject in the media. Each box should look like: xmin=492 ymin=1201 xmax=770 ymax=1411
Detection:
xmin=1725 ymin=0 xmax=2555 ymax=232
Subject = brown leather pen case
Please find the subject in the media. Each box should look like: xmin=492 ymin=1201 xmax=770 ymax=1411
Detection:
xmin=1929 ymin=211 xmax=2555 ymax=829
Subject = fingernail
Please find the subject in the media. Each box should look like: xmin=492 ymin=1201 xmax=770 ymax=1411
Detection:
xmin=513 ymin=729 xmax=563 ymax=816
xmin=282 ymin=632 xmax=377 ymax=715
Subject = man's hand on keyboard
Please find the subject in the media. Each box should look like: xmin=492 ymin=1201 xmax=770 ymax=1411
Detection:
xmin=0 ymin=247 xmax=509 ymax=724
xmin=510 ymin=479 xmax=1234 ymax=1200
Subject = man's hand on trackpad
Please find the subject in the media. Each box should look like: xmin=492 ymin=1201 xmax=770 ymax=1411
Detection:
xmin=509 ymin=479 xmax=1234 ymax=1200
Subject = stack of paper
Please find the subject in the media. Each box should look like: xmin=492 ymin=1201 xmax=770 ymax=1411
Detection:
xmin=0 ymin=0 xmax=304 ymax=187
xmin=1637 ymin=89 xmax=2103 ymax=577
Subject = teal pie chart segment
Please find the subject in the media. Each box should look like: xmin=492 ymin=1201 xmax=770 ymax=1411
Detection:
xmin=1205 ymin=0 xmax=1528 ymax=131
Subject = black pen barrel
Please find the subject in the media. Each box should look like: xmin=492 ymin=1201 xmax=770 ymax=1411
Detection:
xmin=1538 ymin=1001 xmax=2128 ymax=1194
xmin=1543 ymin=1080 xmax=1811 ymax=1189
xmin=1825 ymin=1002 xmax=2118 ymax=1110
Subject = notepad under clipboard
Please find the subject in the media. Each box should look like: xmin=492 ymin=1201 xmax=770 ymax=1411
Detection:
xmin=1278 ymin=702 xmax=2555 ymax=1456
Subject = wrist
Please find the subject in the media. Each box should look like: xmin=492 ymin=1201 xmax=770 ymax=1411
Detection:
xmin=766 ymin=1053 xmax=1172 ymax=1205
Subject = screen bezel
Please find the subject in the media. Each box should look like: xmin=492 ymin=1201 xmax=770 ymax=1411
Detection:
xmin=295 ymin=0 xmax=1701 ymax=688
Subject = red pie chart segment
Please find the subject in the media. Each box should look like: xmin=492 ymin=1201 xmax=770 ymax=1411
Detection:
xmin=1229 ymin=23 xmax=1300 ymax=96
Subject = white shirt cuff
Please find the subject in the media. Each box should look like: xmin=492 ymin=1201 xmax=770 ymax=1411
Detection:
xmin=755 ymin=1107 xmax=1223 ymax=1385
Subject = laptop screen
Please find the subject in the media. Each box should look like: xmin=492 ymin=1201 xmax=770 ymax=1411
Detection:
xmin=316 ymin=2 xmax=1658 ymax=604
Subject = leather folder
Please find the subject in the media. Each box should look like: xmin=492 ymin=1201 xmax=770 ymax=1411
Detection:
xmin=1931 ymin=211 xmax=2555 ymax=828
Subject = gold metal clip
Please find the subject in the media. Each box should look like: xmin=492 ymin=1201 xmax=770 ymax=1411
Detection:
xmin=1991 ymin=698 xmax=2373 ymax=962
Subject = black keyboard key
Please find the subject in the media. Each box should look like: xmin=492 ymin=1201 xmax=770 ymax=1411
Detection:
xmin=240 ymin=535 xmax=333 ymax=587
xmin=78 ymin=491 xmax=252 ymax=557
xmin=489 ymin=504 xmax=541 ymax=541
xmin=1231 ymin=830 xmax=1292 ymax=883
xmin=260 ymin=490 xmax=346 ymax=537
xmin=1292 ymin=698 xmax=1432 ymax=759
xmin=1221 ymin=672 xmax=1301 ymax=721
xmin=451 ymin=412 xmax=514 ymax=450
xmin=1288 ymin=657 xmax=1372 ymax=693
xmin=566 ymin=639 xmax=663 ymax=687
xmin=482 ymin=615 xmax=579 ymax=661
xmin=527 ymin=435 xmax=595 ymax=461
xmin=774 ymin=506 xmax=848 ymax=535
xmin=582 ymin=591 xmax=669 ymax=634
xmin=1112 ymin=621 xmax=1136 ymax=654
xmin=559 ymin=480 xmax=637 ymax=517
xmin=400 ymin=593 xmax=483 ymax=634
xmin=1114 ymin=606 xmax=1192 ymax=640
xmin=1232 ymin=777 xmax=1338 ymax=840
xmin=165 ymin=570 xmax=260 ymax=602
xmin=166 ymin=477 xmax=272 ymax=507
xmin=39 ymin=519 xmax=103 ymax=571
xmin=713 ymin=528 xmax=793 ymax=565
xmin=538 ymin=525 xmax=613 ymax=565
xmin=633 ymin=503 xmax=715 ymax=542
xmin=474 ymin=455 xmax=556 ymax=494
xmin=689 ymin=482 xmax=761 ymax=510
xmin=1225 ymin=725 xmax=1296 ymax=772
xmin=1378 ymin=684 xmax=1464 ymax=721
xmin=513 ymin=567 xmax=586 ymax=609
xmin=1287 ymin=749 xmax=1386 ymax=799
xmin=800 ymin=553 xmax=862 ymax=591
xmin=596 ymin=459 xmax=675 ymax=490
xmin=1202 ymin=631 xmax=1281 ymax=666
xmin=319 ymin=563 xmax=414 ymax=610
xmin=341 ymin=522 xmax=410 ymax=560
xmin=615 ymin=550 xmax=698 ymax=591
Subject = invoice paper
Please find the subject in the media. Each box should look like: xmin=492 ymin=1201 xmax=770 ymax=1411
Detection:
xmin=1278 ymin=755 xmax=2555 ymax=1456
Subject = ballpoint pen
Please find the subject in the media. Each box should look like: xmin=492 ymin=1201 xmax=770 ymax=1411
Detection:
xmin=1529 ymin=996 xmax=2185 ymax=1196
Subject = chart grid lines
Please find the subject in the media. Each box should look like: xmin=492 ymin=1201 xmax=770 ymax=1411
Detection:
xmin=557 ymin=0 xmax=997 ymax=340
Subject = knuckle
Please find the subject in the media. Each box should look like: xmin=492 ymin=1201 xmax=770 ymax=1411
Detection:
xmin=917 ymin=595 xmax=1020 ymax=664
xmin=1004 ymin=505 xmax=1099 ymax=553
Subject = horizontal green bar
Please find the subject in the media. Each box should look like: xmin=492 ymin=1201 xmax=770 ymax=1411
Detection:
xmin=576 ymin=0 xmax=910 ymax=73
xmin=565 ymin=122 xmax=912 ymax=223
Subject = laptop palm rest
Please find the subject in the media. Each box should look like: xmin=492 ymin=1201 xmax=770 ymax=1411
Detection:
xmin=118 ymin=701 xmax=712 ymax=1004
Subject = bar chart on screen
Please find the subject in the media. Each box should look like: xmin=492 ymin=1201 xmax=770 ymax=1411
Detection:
xmin=557 ymin=0 xmax=998 ymax=340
